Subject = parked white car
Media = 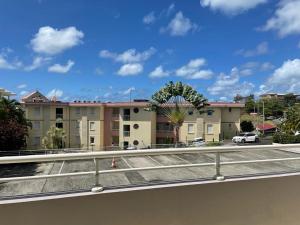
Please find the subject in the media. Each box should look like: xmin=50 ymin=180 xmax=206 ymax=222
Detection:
xmin=295 ymin=131 xmax=300 ymax=136
xmin=232 ymin=132 xmax=259 ymax=143
xmin=191 ymin=137 xmax=206 ymax=147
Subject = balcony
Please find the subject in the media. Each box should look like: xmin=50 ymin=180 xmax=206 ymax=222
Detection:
xmin=1 ymin=144 xmax=300 ymax=225
xmin=123 ymin=115 xmax=130 ymax=121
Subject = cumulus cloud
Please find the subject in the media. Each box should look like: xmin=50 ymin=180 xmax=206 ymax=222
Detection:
xmin=266 ymin=59 xmax=300 ymax=92
xmin=30 ymin=26 xmax=84 ymax=55
xmin=99 ymin=47 xmax=156 ymax=63
xmin=161 ymin=11 xmax=198 ymax=36
xmin=149 ymin=66 xmax=170 ymax=78
xmin=48 ymin=60 xmax=74 ymax=73
xmin=200 ymin=0 xmax=267 ymax=15
xmin=24 ymin=56 xmax=51 ymax=71
xmin=47 ymin=89 xmax=64 ymax=98
xmin=262 ymin=0 xmax=300 ymax=37
xmin=236 ymin=42 xmax=269 ymax=57
xmin=117 ymin=63 xmax=143 ymax=76
xmin=175 ymin=58 xmax=213 ymax=79
xmin=143 ymin=11 xmax=156 ymax=24
xmin=0 ymin=55 xmax=22 ymax=70
xmin=207 ymin=68 xmax=255 ymax=98
xmin=19 ymin=90 xmax=29 ymax=96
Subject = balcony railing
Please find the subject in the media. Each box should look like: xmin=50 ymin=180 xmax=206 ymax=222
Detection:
xmin=123 ymin=115 xmax=130 ymax=121
xmin=0 ymin=144 xmax=300 ymax=194
xmin=123 ymin=131 xmax=130 ymax=136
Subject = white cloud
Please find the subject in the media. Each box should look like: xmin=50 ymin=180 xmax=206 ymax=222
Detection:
xmin=30 ymin=26 xmax=84 ymax=55
xmin=236 ymin=42 xmax=269 ymax=57
xmin=17 ymin=84 xmax=27 ymax=89
xmin=240 ymin=69 xmax=253 ymax=76
xmin=143 ymin=11 xmax=156 ymax=24
xmin=161 ymin=11 xmax=198 ymax=36
xmin=200 ymin=0 xmax=267 ymax=15
xmin=121 ymin=87 xmax=136 ymax=95
xmin=117 ymin=63 xmax=143 ymax=76
xmin=219 ymin=96 xmax=228 ymax=101
xmin=176 ymin=58 xmax=213 ymax=79
xmin=149 ymin=66 xmax=170 ymax=78
xmin=24 ymin=56 xmax=51 ymax=71
xmin=0 ymin=55 xmax=22 ymax=70
xmin=47 ymin=89 xmax=64 ymax=98
xmin=266 ymin=59 xmax=300 ymax=92
xmin=48 ymin=60 xmax=74 ymax=73
xmin=260 ymin=62 xmax=275 ymax=71
xmin=208 ymin=67 xmax=255 ymax=98
xmin=262 ymin=0 xmax=300 ymax=37
xmin=99 ymin=47 xmax=156 ymax=63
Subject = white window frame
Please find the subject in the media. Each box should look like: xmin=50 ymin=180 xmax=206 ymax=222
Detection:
xmin=89 ymin=121 xmax=96 ymax=131
xmin=207 ymin=124 xmax=213 ymax=134
xmin=187 ymin=124 xmax=194 ymax=134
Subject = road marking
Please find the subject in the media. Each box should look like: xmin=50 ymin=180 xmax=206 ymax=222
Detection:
xmin=172 ymin=154 xmax=190 ymax=164
xmin=147 ymin=156 xmax=163 ymax=166
xmin=121 ymin=157 xmax=133 ymax=168
xmin=58 ymin=161 xmax=65 ymax=174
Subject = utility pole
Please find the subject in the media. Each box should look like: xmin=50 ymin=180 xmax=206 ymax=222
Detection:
xmin=262 ymin=100 xmax=265 ymax=135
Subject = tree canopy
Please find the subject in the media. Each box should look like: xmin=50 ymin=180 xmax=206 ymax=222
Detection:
xmin=42 ymin=125 xmax=66 ymax=149
xmin=0 ymin=98 xmax=31 ymax=150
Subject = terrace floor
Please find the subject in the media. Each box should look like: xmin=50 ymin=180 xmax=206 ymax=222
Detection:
xmin=1 ymin=147 xmax=300 ymax=199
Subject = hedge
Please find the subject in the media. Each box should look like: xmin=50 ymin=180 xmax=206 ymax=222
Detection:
xmin=273 ymin=132 xmax=300 ymax=144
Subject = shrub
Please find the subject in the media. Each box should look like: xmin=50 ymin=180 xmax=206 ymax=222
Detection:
xmin=273 ymin=132 xmax=300 ymax=144
xmin=240 ymin=120 xmax=254 ymax=132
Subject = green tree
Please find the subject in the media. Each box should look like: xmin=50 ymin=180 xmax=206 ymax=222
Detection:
xmin=258 ymin=99 xmax=284 ymax=118
xmin=148 ymin=81 xmax=208 ymax=147
xmin=283 ymin=93 xmax=297 ymax=107
xmin=0 ymin=98 xmax=31 ymax=150
xmin=42 ymin=125 xmax=66 ymax=149
xmin=280 ymin=105 xmax=300 ymax=135
xmin=240 ymin=120 xmax=254 ymax=132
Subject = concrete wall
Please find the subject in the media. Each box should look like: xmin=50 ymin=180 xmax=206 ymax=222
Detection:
xmin=1 ymin=175 xmax=300 ymax=225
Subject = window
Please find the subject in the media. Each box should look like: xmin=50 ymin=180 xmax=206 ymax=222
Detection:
xmin=229 ymin=107 xmax=232 ymax=112
xmin=33 ymin=121 xmax=40 ymax=130
xmin=34 ymin=107 xmax=40 ymax=117
xmin=75 ymin=107 xmax=80 ymax=115
xmin=123 ymin=125 xmax=130 ymax=136
xmin=133 ymin=124 xmax=139 ymax=129
xmin=75 ymin=121 xmax=80 ymax=129
xmin=207 ymin=124 xmax=213 ymax=134
xmin=112 ymin=121 xmax=119 ymax=130
xmin=188 ymin=110 xmax=194 ymax=115
xmin=56 ymin=122 xmax=63 ymax=128
xmin=90 ymin=121 xmax=95 ymax=131
xmin=75 ymin=135 xmax=81 ymax=145
xmin=133 ymin=140 xmax=139 ymax=146
xmin=123 ymin=108 xmax=130 ymax=121
xmin=207 ymin=110 xmax=213 ymax=116
xmin=188 ymin=124 xmax=194 ymax=134
xmin=112 ymin=108 xmax=119 ymax=117
xmin=90 ymin=108 xmax=95 ymax=115
xmin=90 ymin=136 xmax=95 ymax=145
xmin=56 ymin=108 xmax=63 ymax=119
xmin=133 ymin=107 xmax=139 ymax=113
xmin=228 ymin=123 xmax=232 ymax=128
xmin=33 ymin=137 xmax=40 ymax=146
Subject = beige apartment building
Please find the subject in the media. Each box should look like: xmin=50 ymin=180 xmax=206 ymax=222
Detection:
xmin=21 ymin=91 xmax=244 ymax=150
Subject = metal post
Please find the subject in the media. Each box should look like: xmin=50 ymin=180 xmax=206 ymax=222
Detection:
xmin=91 ymin=158 xmax=103 ymax=192
xmin=214 ymin=152 xmax=224 ymax=181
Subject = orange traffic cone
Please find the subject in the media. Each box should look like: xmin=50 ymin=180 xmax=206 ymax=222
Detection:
xmin=111 ymin=157 xmax=117 ymax=168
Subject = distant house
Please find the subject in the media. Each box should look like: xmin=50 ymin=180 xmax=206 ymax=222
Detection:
xmin=256 ymin=123 xmax=277 ymax=134
xmin=260 ymin=93 xmax=300 ymax=102
xmin=0 ymin=88 xmax=16 ymax=99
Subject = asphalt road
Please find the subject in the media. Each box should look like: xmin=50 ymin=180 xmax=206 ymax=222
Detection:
xmin=1 ymin=147 xmax=300 ymax=199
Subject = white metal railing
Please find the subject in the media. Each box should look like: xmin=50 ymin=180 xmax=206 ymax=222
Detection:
xmin=0 ymin=144 xmax=300 ymax=193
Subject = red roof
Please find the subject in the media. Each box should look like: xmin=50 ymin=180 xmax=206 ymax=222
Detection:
xmin=256 ymin=123 xmax=276 ymax=131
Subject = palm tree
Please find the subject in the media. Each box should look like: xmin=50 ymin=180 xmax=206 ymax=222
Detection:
xmin=148 ymin=81 xmax=208 ymax=147
xmin=281 ymin=105 xmax=300 ymax=134
xmin=42 ymin=125 xmax=66 ymax=149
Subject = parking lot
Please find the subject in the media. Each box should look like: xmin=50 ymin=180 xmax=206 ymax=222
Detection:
xmin=1 ymin=147 xmax=300 ymax=198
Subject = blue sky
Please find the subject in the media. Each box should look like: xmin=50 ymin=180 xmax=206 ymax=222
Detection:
xmin=1 ymin=0 xmax=300 ymax=102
